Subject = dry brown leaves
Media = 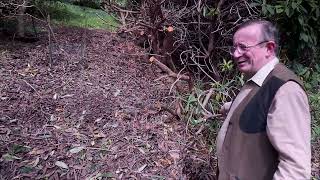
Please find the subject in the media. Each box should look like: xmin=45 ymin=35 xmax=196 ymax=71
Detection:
xmin=0 ymin=26 xmax=216 ymax=179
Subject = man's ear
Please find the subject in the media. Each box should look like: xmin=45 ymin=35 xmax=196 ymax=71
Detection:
xmin=266 ymin=41 xmax=276 ymax=55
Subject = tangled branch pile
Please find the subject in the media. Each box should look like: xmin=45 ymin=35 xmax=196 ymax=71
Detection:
xmin=103 ymin=0 xmax=259 ymax=81
xmin=100 ymin=0 xmax=257 ymax=124
xmin=0 ymin=0 xmax=30 ymax=16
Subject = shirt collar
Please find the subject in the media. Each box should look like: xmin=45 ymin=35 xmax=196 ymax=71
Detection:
xmin=249 ymin=57 xmax=279 ymax=87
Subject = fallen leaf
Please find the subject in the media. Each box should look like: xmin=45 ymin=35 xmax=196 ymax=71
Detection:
xmin=138 ymin=148 xmax=146 ymax=154
xmin=94 ymin=132 xmax=106 ymax=139
xmin=103 ymin=122 xmax=119 ymax=128
xmin=61 ymin=94 xmax=74 ymax=98
xmin=137 ymin=164 xmax=147 ymax=173
xmin=1 ymin=153 xmax=21 ymax=162
xmin=55 ymin=108 xmax=64 ymax=112
xmin=9 ymin=119 xmax=17 ymax=124
xmin=169 ymin=151 xmax=180 ymax=160
xmin=158 ymin=141 xmax=168 ymax=152
xmin=53 ymin=93 xmax=58 ymax=100
xmin=65 ymin=128 xmax=78 ymax=133
xmin=73 ymin=165 xmax=85 ymax=170
xmin=88 ymin=172 xmax=114 ymax=180
xmin=169 ymin=150 xmax=180 ymax=164
xmin=30 ymin=157 xmax=40 ymax=167
xmin=53 ymin=125 xmax=61 ymax=130
xmin=113 ymin=89 xmax=121 ymax=97
xmin=50 ymin=115 xmax=55 ymax=121
xmin=69 ymin=146 xmax=85 ymax=154
xmin=0 ymin=96 xmax=8 ymax=100
xmin=159 ymin=158 xmax=172 ymax=167
xmin=28 ymin=148 xmax=45 ymax=155
xmin=50 ymin=150 xmax=55 ymax=156
xmin=0 ymin=127 xmax=9 ymax=134
xmin=95 ymin=117 xmax=103 ymax=123
xmin=55 ymin=161 xmax=68 ymax=169
xmin=101 ymin=172 xmax=114 ymax=178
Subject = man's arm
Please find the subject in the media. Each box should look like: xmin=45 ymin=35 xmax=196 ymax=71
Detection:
xmin=267 ymin=81 xmax=311 ymax=179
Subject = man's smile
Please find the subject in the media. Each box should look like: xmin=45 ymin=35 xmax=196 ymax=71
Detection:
xmin=237 ymin=59 xmax=248 ymax=66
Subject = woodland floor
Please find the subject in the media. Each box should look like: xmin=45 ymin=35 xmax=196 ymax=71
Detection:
xmin=0 ymin=27 xmax=215 ymax=180
xmin=0 ymin=26 xmax=319 ymax=180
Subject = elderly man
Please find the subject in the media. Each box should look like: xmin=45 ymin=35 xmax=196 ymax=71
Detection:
xmin=216 ymin=20 xmax=311 ymax=179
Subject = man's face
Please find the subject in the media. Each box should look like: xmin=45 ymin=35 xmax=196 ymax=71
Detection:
xmin=232 ymin=24 xmax=269 ymax=77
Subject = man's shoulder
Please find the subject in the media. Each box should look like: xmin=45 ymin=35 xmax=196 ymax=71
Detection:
xmin=271 ymin=63 xmax=303 ymax=86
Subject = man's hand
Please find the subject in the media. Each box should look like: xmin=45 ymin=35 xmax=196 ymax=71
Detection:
xmin=218 ymin=101 xmax=232 ymax=119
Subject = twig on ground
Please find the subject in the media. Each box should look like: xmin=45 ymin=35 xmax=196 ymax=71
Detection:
xmin=22 ymin=79 xmax=41 ymax=97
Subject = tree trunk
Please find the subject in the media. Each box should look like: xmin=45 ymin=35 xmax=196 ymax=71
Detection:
xmin=17 ymin=0 xmax=29 ymax=38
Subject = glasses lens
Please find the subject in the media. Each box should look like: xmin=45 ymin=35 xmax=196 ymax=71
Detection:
xmin=229 ymin=46 xmax=235 ymax=55
xmin=238 ymin=44 xmax=248 ymax=53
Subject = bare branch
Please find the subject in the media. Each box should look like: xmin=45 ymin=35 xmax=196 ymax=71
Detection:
xmin=149 ymin=56 xmax=190 ymax=81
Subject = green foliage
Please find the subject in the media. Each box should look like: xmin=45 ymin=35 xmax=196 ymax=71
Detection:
xmin=34 ymin=1 xmax=119 ymax=30
xmin=291 ymin=62 xmax=320 ymax=141
xmin=72 ymin=0 xmax=102 ymax=9
xmin=114 ymin=0 xmax=128 ymax=7
xmin=251 ymin=0 xmax=320 ymax=65
xmin=175 ymin=58 xmax=244 ymax=149
xmin=309 ymin=93 xmax=320 ymax=141
xmin=38 ymin=0 xmax=102 ymax=9
xmin=181 ymin=78 xmax=241 ymax=122
xmin=291 ymin=62 xmax=320 ymax=90
xmin=219 ymin=59 xmax=234 ymax=72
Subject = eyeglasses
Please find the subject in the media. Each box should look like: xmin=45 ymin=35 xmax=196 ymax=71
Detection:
xmin=229 ymin=41 xmax=269 ymax=55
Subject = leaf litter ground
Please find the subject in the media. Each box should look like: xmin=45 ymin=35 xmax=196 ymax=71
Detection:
xmin=0 ymin=27 xmax=217 ymax=179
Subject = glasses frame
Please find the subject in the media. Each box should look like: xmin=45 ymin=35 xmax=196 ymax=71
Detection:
xmin=229 ymin=40 xmax=269 ymax=55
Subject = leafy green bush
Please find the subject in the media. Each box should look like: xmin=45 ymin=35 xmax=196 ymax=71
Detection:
xmin=291 ymin=62 xmax=320 ymax=141
xmin=251 ymin=0 xmax=320 ymax=65
xmin=309 ymin=92 xmax=320 ymax=141
xmin=179 ymin=60 xmax=244 ymax=147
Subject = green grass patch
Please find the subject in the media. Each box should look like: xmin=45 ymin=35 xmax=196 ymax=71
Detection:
xmin=41 ymin=1 xmax=119 ymax=30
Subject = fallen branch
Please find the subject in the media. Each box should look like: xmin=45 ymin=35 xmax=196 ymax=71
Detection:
xmin=149 ymin=56 xmax=190 ymax=81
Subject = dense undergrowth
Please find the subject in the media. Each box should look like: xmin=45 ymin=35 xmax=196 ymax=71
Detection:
xmin=290 ymin=63 xmax=320 ymax=141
